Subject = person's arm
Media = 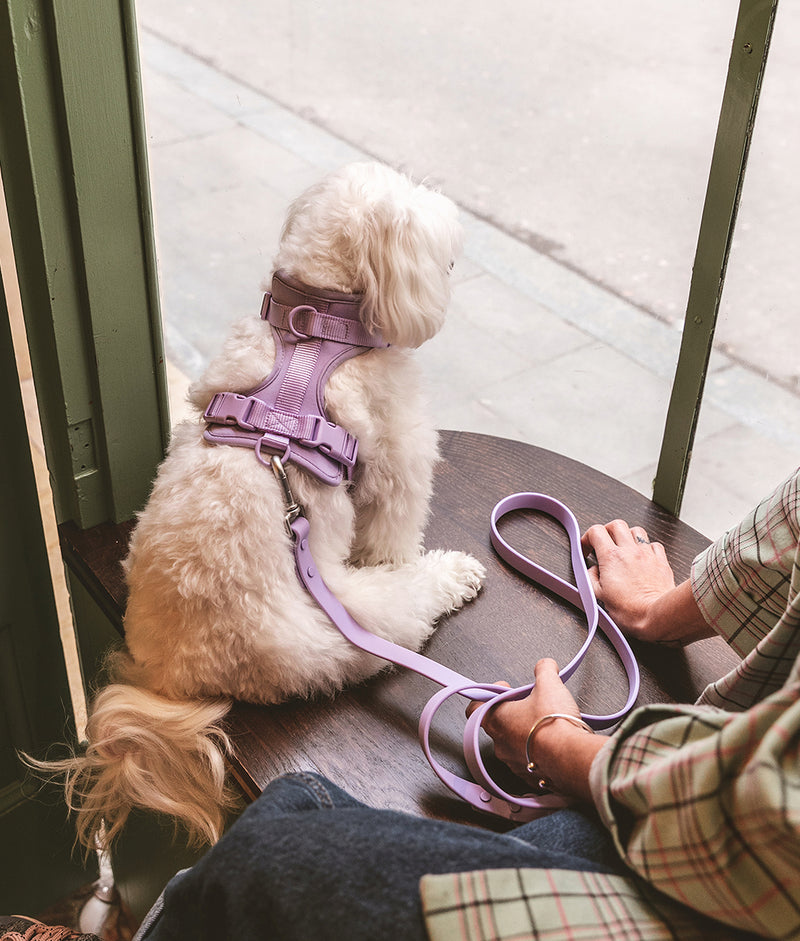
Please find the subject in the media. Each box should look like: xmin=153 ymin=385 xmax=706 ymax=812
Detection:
xmin=690 ymin=470 xmax=800 ymax=659
xmin=581 ymin=468 xmax=800 ymax=654
xmin=590 ymin=681 xmax=800 ymax=939
xmin=479 ymin=657 xmax=800 ymax=938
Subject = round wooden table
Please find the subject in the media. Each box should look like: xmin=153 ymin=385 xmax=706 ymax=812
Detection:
xmin=226 ymin=430 xmax=739 ymax=825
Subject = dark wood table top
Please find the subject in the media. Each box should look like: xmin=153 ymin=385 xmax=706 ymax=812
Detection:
xmin=221 ymin=430 xmax=739 ymax=825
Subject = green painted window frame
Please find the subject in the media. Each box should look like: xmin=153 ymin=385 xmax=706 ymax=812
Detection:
xmin=0 ymin=0 xmax=170 ymax=528
xmin=653 ymin=0 xmax=778 ymax=515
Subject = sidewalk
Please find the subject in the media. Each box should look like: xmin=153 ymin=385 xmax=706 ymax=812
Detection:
xmin=140 ymin=28 xmax=799 ymax=539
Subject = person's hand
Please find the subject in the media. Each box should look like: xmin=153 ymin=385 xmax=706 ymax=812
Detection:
xmin=468 ymin=659 xmax=595 ymax=793
xmin=581 ymin=520 xmax=676 ymax=640
xmin=581 ymin=520 xmax=714 ymax=645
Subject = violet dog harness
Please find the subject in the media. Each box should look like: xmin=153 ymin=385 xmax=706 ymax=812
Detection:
xmin=203 ymin=277 xmax=640 ymax=820
xmin=204 ymin=270 xmax=387 ymax=486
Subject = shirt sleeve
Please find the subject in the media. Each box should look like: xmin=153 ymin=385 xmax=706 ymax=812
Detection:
xmin=690 ymin=468 xmax=800 ymax=658
xmin=588 ymin=468 xmax=800 ymax=937
xmin=589 ymin=681 xmax=800 ymax=938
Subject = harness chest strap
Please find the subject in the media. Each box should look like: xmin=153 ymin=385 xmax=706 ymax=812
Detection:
xmin=203 ymin=270 xmax=388 ymax=485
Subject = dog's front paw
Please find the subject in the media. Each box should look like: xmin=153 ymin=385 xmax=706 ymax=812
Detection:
xmin=427 ymin=550 xmax=486 ymax=612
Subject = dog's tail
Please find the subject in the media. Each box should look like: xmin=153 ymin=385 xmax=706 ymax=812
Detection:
xmin=27 ymin=677 xmax=235 ymax=854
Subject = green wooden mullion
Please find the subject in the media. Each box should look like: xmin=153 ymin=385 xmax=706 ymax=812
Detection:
xmin=652 ymin=0 xmax=778 ymax=516
xmin=0 ymin=0 xmax=169 ymax=526
xmin=50 ymin=1 xmax=169 ymax=521
xmin=120 ymin=0 xmax=172 ymax=458
xmin=0 ymin=0 xmax=91 ymax=524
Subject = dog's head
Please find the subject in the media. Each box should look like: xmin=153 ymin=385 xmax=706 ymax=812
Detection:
xmin=273 ymin=162 xmax=463 ymax=348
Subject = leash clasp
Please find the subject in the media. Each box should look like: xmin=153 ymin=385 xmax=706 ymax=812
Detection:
xmin=270 ymin=455 xmax=305 ymax=537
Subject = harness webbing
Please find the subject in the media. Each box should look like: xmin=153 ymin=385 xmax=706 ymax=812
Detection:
xmin=203 ymin=271 xmax=388 ymax=485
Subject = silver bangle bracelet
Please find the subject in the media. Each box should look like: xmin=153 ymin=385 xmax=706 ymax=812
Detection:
xmin=525 ymin=712 xmax=595 ymax=775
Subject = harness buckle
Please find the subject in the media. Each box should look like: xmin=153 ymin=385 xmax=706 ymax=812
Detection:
xmin=204 ymin=392 xmax=260 ymax=431
xmin=299 ymin=416 xmax=358 ymax=470
xmin=270 ymin=455 xmax=305 ymax=538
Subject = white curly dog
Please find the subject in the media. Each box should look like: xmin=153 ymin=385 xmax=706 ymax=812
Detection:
xmin=53 ymin=162 xmax=486 ymax=851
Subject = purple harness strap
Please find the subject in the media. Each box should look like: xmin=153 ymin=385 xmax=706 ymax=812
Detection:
xmin=277 ymin=462 xmax=640 ymax=822
xmin=204 ymin=271 xmax=388 ymax=486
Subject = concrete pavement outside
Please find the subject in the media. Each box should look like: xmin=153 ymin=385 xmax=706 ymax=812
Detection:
xmin=137 ymin=12 xmax=799 ymax=539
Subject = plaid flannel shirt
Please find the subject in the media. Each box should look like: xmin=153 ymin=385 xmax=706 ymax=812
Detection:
xmin=421 ymin=469 xmax=800 ymax=941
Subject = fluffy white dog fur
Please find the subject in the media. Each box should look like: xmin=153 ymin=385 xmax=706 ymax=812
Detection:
xmin=52 ymin=162 xmax=486 ymax=851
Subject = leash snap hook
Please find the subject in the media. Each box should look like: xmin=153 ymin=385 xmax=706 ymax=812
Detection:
xmin=270 ymin=455 xmax=305 ymax=537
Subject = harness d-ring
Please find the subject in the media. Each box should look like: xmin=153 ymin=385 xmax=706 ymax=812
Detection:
xmin=287 ymin=304 xmax=316 ymax=340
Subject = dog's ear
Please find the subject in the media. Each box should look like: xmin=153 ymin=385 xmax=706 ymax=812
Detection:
xmin=355 ymin=184 xmax=463 ymax=349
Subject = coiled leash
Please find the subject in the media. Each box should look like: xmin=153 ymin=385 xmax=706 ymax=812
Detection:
xmin=271 ymin=455 xmax=641 ymax=822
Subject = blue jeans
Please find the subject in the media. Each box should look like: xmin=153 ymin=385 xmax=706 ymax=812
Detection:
xmin=135 ymin=772 xmax=625 ymax=941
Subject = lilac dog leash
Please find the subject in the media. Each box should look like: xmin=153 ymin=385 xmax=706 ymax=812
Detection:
xmin=274 ymin=457 xmax=640 ymax=821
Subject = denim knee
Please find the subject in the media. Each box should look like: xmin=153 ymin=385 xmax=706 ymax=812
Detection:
xmin=513 ymin=807 xmax=624 ymax=874
xmin=249 ymin=771 xmax=366 ymax=816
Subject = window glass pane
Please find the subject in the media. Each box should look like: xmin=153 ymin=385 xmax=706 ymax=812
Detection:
xmin=137 ymin=1 xmax=793 ymax=536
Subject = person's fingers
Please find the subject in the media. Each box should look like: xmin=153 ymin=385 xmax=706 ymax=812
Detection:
xmin=533 ymin=657 xmax=560 ymax=682
xmin=604 ymin=519 xmax=638 ymax=545
xmin=629 ymin=526 xmax=650 ymax=545
xmin=532 ymin=657 xmax=571 ymax=702
xmin=532 ymin=658 xmax=583 ymax=722
xmin=583 ymin=520 xmax=645 ymax=559
xmin=652 ymin=541 xmax=668 ymax=561
xmin=585 ymin=562 xmax=601 ymax=595
xmin=581 ymin=523 xmax=615 ymax=557
xmin=465 ymin=680 xmax=509 ymax=718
